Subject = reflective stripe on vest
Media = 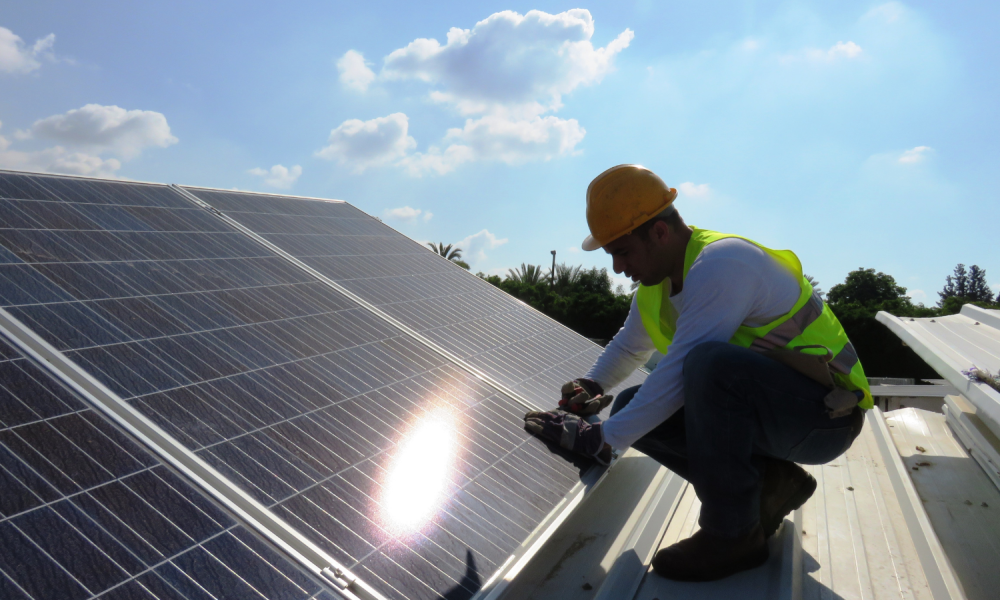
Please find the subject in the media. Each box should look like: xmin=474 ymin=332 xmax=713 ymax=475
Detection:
xmin=636 ymin=228 xmax=873 ymax=410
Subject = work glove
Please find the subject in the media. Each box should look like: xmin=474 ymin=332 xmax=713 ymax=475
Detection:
xmin=558 ymin=378 xmax=613 ymax=416
xmin=524 ymin=410 xmax=613 ymax=466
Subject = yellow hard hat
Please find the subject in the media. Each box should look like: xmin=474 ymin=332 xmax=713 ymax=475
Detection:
xmin=581 ymin=164 xmax=678 ymax=251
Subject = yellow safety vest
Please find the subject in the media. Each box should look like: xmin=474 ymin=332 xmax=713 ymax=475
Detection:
xmin=636 ymin=228 xmax=873 ymax=409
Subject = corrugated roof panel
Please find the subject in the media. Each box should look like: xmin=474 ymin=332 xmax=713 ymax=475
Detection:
xmin=877 ymin=306 xmax=1000 ymax=439
xmin=886 ymin=407 xmax=1000 ymax=600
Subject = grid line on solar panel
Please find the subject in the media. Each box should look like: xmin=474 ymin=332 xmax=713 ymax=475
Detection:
xmin=181 ymin=187 xmax=646 ymax=406
xmin=0 ymin=336 xmax=332 ymax=600
xmin=0 ymin=171 xmax=586 ymax=600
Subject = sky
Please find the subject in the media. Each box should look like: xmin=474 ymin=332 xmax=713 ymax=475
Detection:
xmin=1 ymin=0 xmax=997 ymax=305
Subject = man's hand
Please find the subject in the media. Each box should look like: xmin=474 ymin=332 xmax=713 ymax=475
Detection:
xmin=559 ymin=379 xmax=614 ymax=416
xmin=524 ymin=410 xmax=613 ymax=465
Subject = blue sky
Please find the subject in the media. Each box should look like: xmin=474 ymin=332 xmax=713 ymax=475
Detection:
xmin=2 ymin=1 xmax=997 ymax=304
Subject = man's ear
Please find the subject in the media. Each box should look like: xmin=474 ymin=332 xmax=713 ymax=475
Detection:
xmin=651 ymin=220 xmax=671 ymax=245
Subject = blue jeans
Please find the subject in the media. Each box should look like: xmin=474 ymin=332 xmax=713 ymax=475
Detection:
xmin=609 ymin=341 xmax=863 ymax=538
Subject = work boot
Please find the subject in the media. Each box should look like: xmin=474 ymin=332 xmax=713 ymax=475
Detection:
xmin=651 ymin=524 xmax=768 ymax=581
xmin=759 ymin=458 xmax=817 ymax=538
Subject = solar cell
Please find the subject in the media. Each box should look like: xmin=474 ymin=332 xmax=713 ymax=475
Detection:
xmin=180 ymin=187 xmax=647 ymax=405
xmin=0 ymin=171 xmax=593 ymax=600
xmin=0 ymin=335 xmax=333 ymax=600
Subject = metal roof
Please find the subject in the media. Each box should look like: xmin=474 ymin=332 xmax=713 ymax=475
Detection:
xmin=877 ymin=305 xmax=1000 ymax=438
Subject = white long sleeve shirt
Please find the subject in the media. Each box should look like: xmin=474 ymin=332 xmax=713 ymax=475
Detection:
xmin=586 ymin=237 xmax=803 ymax=450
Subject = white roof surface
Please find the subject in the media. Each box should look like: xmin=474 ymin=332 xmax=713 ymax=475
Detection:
xmin=886 ymin=406 xmax=1000 ymax=600
xmin=878 ymin=305 xmax=1000 ymax=436
xmin=494 ymin=410 xmax=964 ymax=600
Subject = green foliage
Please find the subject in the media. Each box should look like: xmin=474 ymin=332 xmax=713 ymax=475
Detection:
xmin=938 ymin=263 xmax=995 ymax=309
xmin=827 ymin=268 xmax=937 ymax=378
xmin=549 ymin=263 xmax=583 ymax=293
xmin=427 ymin=242 xmax=464 ymax=262
xmin=826 ymin=268 xmax=914 ymax=314
xmin=803 ymin=274 xmax=823 ymax=297
xmin=428 ymin=242 xmax=470 ymax=270
xmin=476 ymin=272 xmax=503 ymax=286
xmin=483 ymin=264 xmax=630 ymax=342
xmin=938 ymin=295 xmax=998 ymax=315
xmin=507 ymin=263 xmax=546 ymax=285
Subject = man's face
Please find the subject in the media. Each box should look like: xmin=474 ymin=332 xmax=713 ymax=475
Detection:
xmin=603 ymin=224 xmax=672 ymax=287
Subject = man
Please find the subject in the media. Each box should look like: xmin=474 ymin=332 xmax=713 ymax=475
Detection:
xmin=524 ymin=164 xmax=872 ymax=582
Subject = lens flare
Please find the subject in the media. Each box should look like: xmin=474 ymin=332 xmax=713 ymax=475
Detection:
xmin=381 ymin=413 xmax=456 ymax=533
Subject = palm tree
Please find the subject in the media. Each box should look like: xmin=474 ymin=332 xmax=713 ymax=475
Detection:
xmin=427 ymin=242 xmax=463 ymax=261
xmin=507 ymin=263 xmax=545 ymax=285
xmin=804 ymin=274 xmax=823 ymax=297
xmin=427 ymin=242 xmax=471 ymax=270
xmin=548 ymin=263 xmax=583 ymax=291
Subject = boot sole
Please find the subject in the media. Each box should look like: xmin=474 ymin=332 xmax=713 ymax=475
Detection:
xmin=762 ymin=472 xmax=817 ymax=538
xmin=653 ymin=544 xmax=770 ymax=582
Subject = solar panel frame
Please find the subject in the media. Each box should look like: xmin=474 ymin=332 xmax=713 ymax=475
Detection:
xmin=0 ymin=170 xmax=612 ymax=600
xmin=0 ymin=316 xmax=343 ymax=600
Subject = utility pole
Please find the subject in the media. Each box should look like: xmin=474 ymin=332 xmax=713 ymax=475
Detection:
xmin=550 ymin=250 xmax=556 ymax=287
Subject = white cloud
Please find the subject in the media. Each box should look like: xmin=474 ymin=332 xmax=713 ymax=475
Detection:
xmin=315 ymin=113 xmax=416 ymax=173
xmin=382 ymin=9 xmax=632 ymax=112
xmin=678 ymin=181 xmax=711 ymax=198
xmin=0 ymin=106 xmax=177 ymax=179
xmin=27 ymin=104 xmax=178 ymax=159
xmin=383 ymin=206 xmax=433 ymax=222
xmin=352 ymin=9 xmax=631 ymax=174
xmin=402 ymin=114 xmax=585 ymax=176
xmin=457 ymin=229 xmax=508 ymax=264
xmin=0 ymin=27 xmax=55 ymax=74
xmin=398 ymin=144 xmax=475 ymax=176
xmin=898 ymin=145 xmax=932 ymax=164
xmin=779 ymin=41 xmax=863 ymax=64
xmin=337 ymin=50 xmax=376 ymax=92
xmin=567 ymin=246 xmax=580 ymax=253
xmin=828 ymin=41 xmax=863 ymax=59
xmin=248 ymin=164 xmax=302 ymax=189
xmin=0 ymin=123 xmax=120 ymax=176
xmin=864 ymin=2 xmax=904 ymax=24
xmin=907 ymin=289 xmax=927 ymax=304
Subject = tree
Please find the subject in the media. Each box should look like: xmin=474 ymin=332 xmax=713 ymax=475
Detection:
xmin=826 ymin=268 xmax=914 ymax=314
xmin=507 ymin=263 xmax=545 ymax=285
xmin=827 ymin=268 xmax=937 ymax=379
xmin=427 ymin=242 xmax=470 ymax=270
xmin=476 ymin=272 xmax=502 ymax=286
xmin=803 ymin=274 xmax=823 ymax=297
xmin=428 ymin=242 xmax=463 ymax=261
xmin=547 ymin=263 xmax=583 ymax=293
xmin=967 ymin=265 xmax=993 ymax=302
xmin=937 ymin=263 xmax=995 ymax=314
xmin=938 ymin=263 xmax=969 ymax=304
xmin=487 ymin=264 xmax=631 ymax=342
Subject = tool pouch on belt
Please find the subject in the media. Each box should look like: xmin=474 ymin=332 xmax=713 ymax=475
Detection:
xmin=762 ymin=345 xmax=858 ymax=419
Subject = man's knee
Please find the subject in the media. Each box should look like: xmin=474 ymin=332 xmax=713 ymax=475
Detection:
xmin=609 ymin=385 xmax=641 ymax=417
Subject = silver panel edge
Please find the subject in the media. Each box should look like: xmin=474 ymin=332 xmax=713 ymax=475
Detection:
xmin=0 ymin=307 xmax=379 ymax=600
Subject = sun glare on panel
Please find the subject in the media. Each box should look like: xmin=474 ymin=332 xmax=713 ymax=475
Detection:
xmin=381 ymin=412 xmax=457 ymax=534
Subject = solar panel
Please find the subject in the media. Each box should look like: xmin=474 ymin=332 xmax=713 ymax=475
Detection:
xmin=0 ymin=170 xmax=601 ymax=600
xmin=180 ymin=187 xmax=647 ymax=404
xmin=0 ymin=335 xmax=334 ymax=600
